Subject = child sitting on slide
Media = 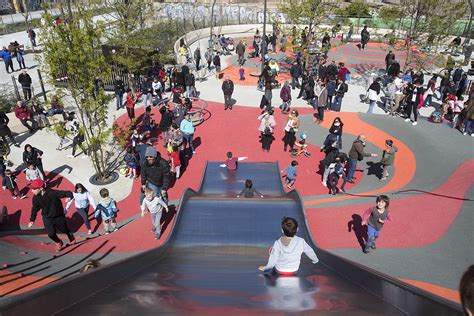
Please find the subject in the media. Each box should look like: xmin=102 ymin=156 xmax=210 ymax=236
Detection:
xmin=259 ymin=217 xmax=319 ymax=274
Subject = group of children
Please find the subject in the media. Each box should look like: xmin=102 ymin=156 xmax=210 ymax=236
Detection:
xmin=1 ymin=158 xmax=44 ymax=200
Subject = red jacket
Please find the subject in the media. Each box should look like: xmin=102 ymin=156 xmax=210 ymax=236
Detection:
xmin=15 ymin=106 xmax=31 ymax=120
xmin=337 ymin=67 xmax=350 ymax=81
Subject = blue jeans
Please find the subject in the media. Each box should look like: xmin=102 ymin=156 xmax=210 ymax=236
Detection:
xmin=115 ymin=92 xmax=123 ymax=109
xmin=367 ymin=100 xmax=376 ymax=113
xmin=76 ymin=206 xmax=91 ymax=230
xmin=183 ymin=133 xmax=195 ymax=152
xmin=464 ymin=118 xmax=473 ymax=134
xmin=146 ymin=182 xmax=168 ymax=204
xmin=423 ymin=94 xmax=433 ymax=107
xmin=332 ymin=95 xmax=343 ymax=111
xmin=366 ymin=224 xmax=380 ymax=249
xmin=186 ymin=86 xmax=193 ymax=98
xmin=346 ymin=158 xmax=358 ymax=181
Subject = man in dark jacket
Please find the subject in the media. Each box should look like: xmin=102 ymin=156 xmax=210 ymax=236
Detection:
xmin=0 ymin=111 xmax=18 ymax=147
xmin=385 ymin=51 xmax=395 ymax=73
xmin=194 ymin=47 xmax=201 ymax=70
xmin=141 ymin=146 xmax=171 ymax=202
xmin=222 ymin=77 xmax=234 ymax=110
xmin=387 ymin=60 xmax=400 ymax=78
xmin=236 ymin=40 xmax=246 ymax=66
xmin=213 ymin=53 xmax=221 ymax=77
xmin=114 ymin=76 xmax=125 ymax=110
xmin=184 ymin=72 xmax=195 ymax=98
xmin=290 ymin=62 xmax=302 ymax=89
xmin=28 ymin=179 xmax=75 ymax=251
xmin=360 ymin=26 xmax=370 ymax=50
xmin=0 ymin=47 xmax=14 ymax=73
xmin=341 ymin=134 xmax=377 ymax=192
xmin=326 ymin=61 xmax=338 ymax=81
xmin=18 ymin=70 xmax=32 ymax=100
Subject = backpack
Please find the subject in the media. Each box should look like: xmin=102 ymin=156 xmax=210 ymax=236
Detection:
xmin=429 ymin=110 xmax=443 ymax=123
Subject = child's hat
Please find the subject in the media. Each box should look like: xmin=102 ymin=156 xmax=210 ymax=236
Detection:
xmin=30 ymin=179 xmax=45 ymax=190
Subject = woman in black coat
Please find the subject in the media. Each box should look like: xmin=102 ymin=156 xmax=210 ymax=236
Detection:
xmin=0 ymin=112 xmax=18 ymax=147
xmin=23 ymin=144 xmax=44 ymax=176
xmin=328 ymin=117 xmax=344 ymax=149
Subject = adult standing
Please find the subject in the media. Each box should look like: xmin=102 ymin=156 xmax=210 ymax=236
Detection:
xmin=257 ymin=109 xmax=276 ymax=152
xmin=27 ymin=28 xmax=37 ymax=47
xmin=194 ymin=47 xmax=201 ymax=70
xmin=141 ymin=147 xmax=171 ymax=202
xmin=205 ymin=48 xmax=213 ymax=70
xmin=341 ymin=135 xmax=377 ymax=192
xmin=0 ymin=47 xmax=14 ymax=73
xmin=180 ymin=113 xmax=196 ymax=154
xmin=23 ymin=144 xmax=45 ymax=177
xmin=185 ymin=72 xmax=195 ymax=99
xmin=28 ymin=179 xmax=75 ymax=252
xmin=236 ymin=40 xmax=246 ymax=66
xmin=14 ymin=101 xmax=37 ymax=133
xmin=328 ymin=117 xmax=343 ymax=149
xmin=113 ymin=76 xmax=125 ymax=111
xmin=315 ymin=81 xmax=328 ymax=123
xmin=393 ymin=72 xmax=405 ymax=114
xmin=404 ymin=81 xmax=423 ymax=126
xmin=387 ymin=60 xmax=401 ymax=78
xmin=0 ymin=111 xmax=18 ymax=147
xmin=16 ymin=48 xmax=26 ymax=69
xmin=222 ymin=77 xmax=234 ymax=110
xmin=423 ymin=75 xmax=437 ymax=108
xmin=282 ymin=110 xmax=300 ymax=152
xmin=337 ymin=62 xmax=350 ymax=82
xmin=158 ymin=104 xmax=173 ymax=139
xmin=332 ymin=79 xmax=348 ymax=112
xmin=367 ymin=78 xmax=382 ymax=113
xmin=279 ymin=81 xmax=292 ymax=114
xmin=385 ymin=51 xmax=395 ymax=73
xmin=289 ymin=62 xmax=302 ymax=89
xmin=326 ymin=61 xmax=338 ymax=81
xmin=360 ymin=26 xmax=370 ymax=50
xmin=213 ymin=52 xmax=221 ymax=78
xmin=18 ymin=70 xmax=32 ymax=100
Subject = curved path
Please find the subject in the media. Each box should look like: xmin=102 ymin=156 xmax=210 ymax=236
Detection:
xmin=0 ymin=38 xmax=472 ymax=306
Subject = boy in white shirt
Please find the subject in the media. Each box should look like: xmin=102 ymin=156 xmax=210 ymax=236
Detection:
xmin=25 ymin=163 xmax=44 ymax=182
xmin=141 ymin=187 xmax=168 ymax=239
xmin=259 ymin=217 xmax=319 ymax=275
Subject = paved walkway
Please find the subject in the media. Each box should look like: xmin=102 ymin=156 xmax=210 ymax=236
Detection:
xmin=0 ymin=29 xmax=472 ymax=305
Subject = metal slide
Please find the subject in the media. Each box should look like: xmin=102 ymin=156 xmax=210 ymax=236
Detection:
xmin=0 ymin=163 xmax=462 ymax=315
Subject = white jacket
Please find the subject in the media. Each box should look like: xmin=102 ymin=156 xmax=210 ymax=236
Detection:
xmin=262 ymin=236 xmax=319 ymax=273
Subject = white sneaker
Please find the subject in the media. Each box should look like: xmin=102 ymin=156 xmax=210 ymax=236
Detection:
xmin=471 ymin=134 xmax=474 ymax=137
xmin=404 ymin=118 xmax=411 ymax=122
xmin=67 ymin=155 xmax=74 ymax=158
xmin=463 ymin=132 xmax=467 ymax=136
xmin=412 ymin=121 xmax=417 ymax=126
xmin=192 ymin=151 xmax=197 ymax=154
xmin=322 ymin=181 xmax=327 ymax=187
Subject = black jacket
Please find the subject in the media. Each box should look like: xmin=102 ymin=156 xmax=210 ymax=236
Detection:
xmin=0 ymin=112 xmax=11 ymax=137
xmin=222 ymin=79 xmax=234 ymax=95
xmin=213 ymin=55 xmax=221 ymax=67
xmin=141 ymin=154 xmax=171 ymax=190
xmin=18 ymin=73 xmax=32 ymax=87
xmin=290 ymin=63 xmax=302 ymax=78
xmin=23 ymin=147 xmax=43 ymax=166
xmin=185 ymin=73 xmax=195 ymax=87
xmin=114 ymin=79 xmax=125 ymax=94
xmin=31 ymin=189 xmax=73 ymax=221
xmin=326 ymin=64 xmax=338 ymax=79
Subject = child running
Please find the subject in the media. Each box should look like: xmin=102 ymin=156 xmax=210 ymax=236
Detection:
xmin=141 ymin=187 xmax=169 ymax=239
xmin=362 ymin=195 xmax=392 ymax=254
xmin=94 ymin=188 xmax=118 ymax=235
xmin=281 ymin=160 xmax=298 ymax=189
xmin=258 ymin=217 xmax=319 ymax=274
xmin=236 ymin=179 xmax=264 ymax=198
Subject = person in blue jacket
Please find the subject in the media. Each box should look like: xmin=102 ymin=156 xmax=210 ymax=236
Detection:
xmin=0 ymin=47 xmax=14 ymax=73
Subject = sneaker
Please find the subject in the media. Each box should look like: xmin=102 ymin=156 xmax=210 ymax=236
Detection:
xmin=371 ymin=243 xmax=376 ymax=250
xmin=105 ymin=231 xmax=110 ymax=235
xmin=12 ymin=196 xmax=17 ymax=200
xmin=463 ymin=132 xmax=467 ymax=135
xmin=192 ymin=151 xmax=197 ymax=154
xmin=322 ymin=181 xmax=327 ymax=187
xmin=340 ymin=188 xmax=346 ymax=193
xmin=471 ymin=134 xmax=474 ymax=137
xmin=113 ymin=228 xmax=118 ymax=232
xmin=20 ymin=195 xmax=27 ymax=199
xmin=69 ymin=237 xmax=76 ymax=245
xmin=412 ymin=121 xmax=417 ymax=126
xmin=151 ymin=227 xmax=156 ymax=232
xmin=55 ymin=241 xmax=63 ymax=252
xmin=88 ymin=230 xmax=92 ymax=235
xmin=363 ymin=248 xmax=370 ymax=254
xmin=155 ymin=231 xmax=161 ymax=240
xmin=404 ymin=118 xmax=411 ymax=122
xmin=380 ymin=177 xmax=387 ymax=181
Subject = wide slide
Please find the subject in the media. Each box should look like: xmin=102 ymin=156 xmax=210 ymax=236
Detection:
xmin=0 ymin=163 xmax=462 ymax=315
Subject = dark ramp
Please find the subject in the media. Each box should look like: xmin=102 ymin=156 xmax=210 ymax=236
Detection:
xmin=0 ymin=163 xmax=462 ymax=315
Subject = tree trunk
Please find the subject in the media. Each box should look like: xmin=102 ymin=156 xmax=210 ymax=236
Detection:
xmin=20 ymin=0 xmax=35 ymax=52
xmin=209 ymin=0 xmax=217 ymax=47
xmin=464 ymin=0 xmax=473 ymax=38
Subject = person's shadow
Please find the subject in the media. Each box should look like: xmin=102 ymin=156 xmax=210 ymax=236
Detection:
xmin=347 ymin=214 xmax=367 ymax=249
xmin=366 ymin=161 xmax=383 ymax=180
